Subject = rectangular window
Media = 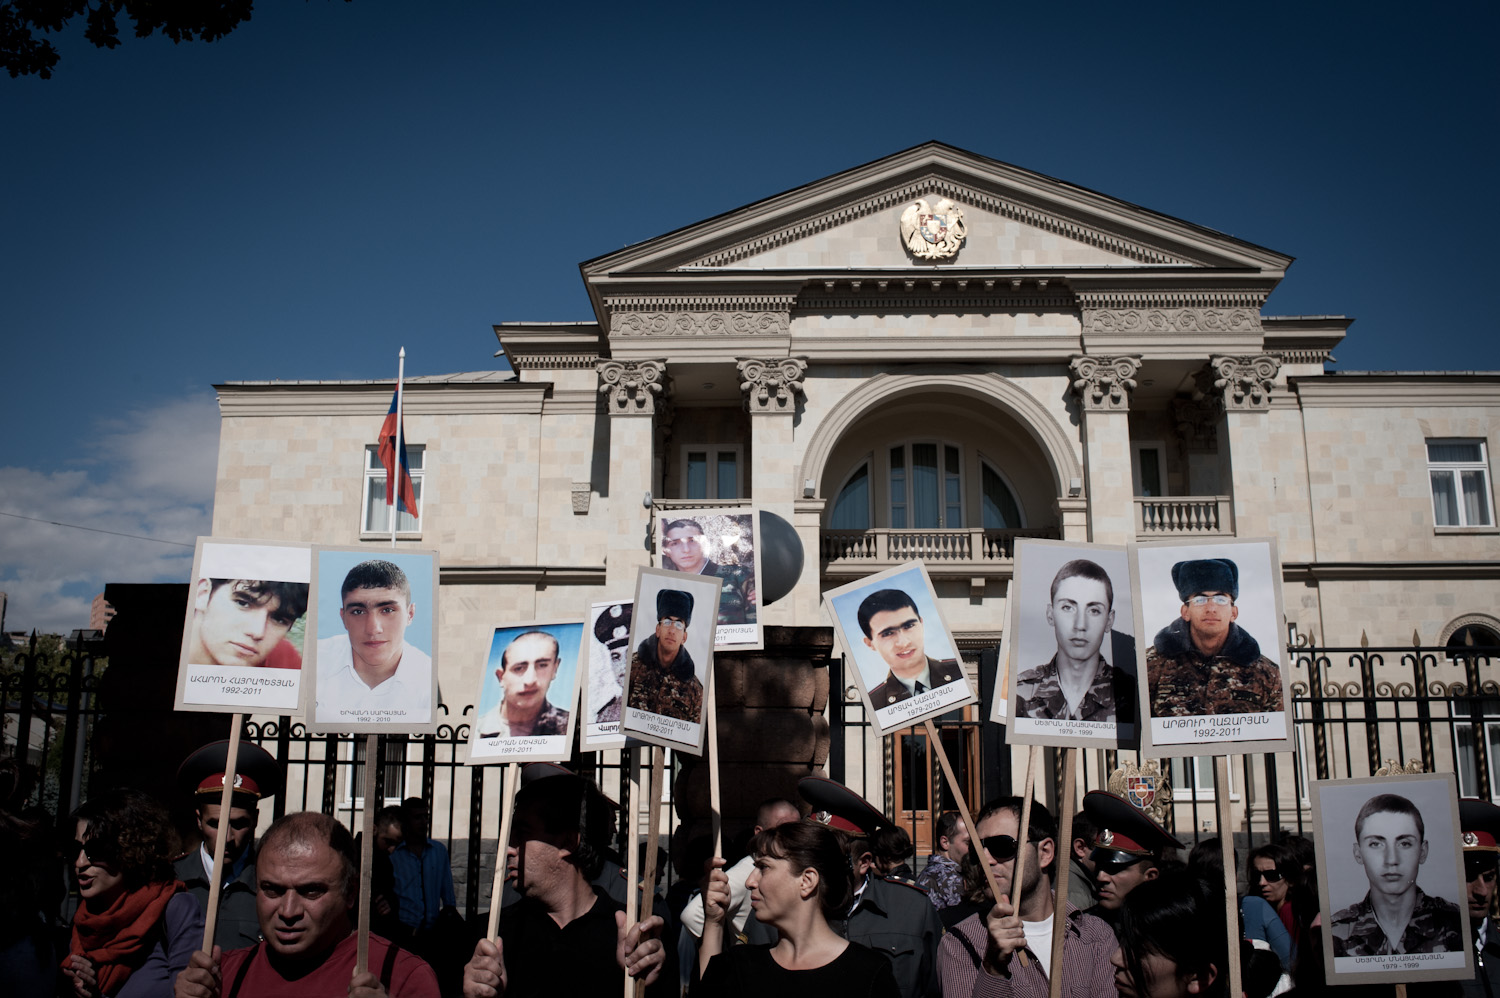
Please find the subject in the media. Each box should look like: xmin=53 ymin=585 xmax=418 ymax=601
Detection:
xmin=890 ymin=446 xmax=907 ymax=528
xmin=1169 ymin=756 xmax=1237 ymax=802
xmin=1428 ymin=439 xmax=1493 ymax=527
xmin=362 ymin=444 xmax=425 ymax=536
xmin=680 ymin=446 xmax=741 ymax=500
xmin=344 ymin=734 xmax=409 ymax=809
xmin=1453 ymin=699 xmax=1500 ymax=801
xmin=1133 ymin=443 xmax=1166 ymax=497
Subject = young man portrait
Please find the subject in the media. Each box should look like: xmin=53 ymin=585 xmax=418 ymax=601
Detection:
xmin=316 ymin=558 xmax=432 ymax=718
xmin=188 ymin=578 xmax=308 ymax=669
xmin=625 ymin=588 xmax=703 ymax=722
xmin=857 ymin=588 xmax=963 ymax=708
xmin=660 ymin=518 xmax=756 ymax=626
xmin=476 ymin=629 xmax=571 ymax=739
xmin=1014 ymin=558 xmax=1135 ymax=724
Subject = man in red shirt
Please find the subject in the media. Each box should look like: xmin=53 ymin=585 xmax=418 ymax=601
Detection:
xmin=173 ymin=811 xmax=439 ymax=998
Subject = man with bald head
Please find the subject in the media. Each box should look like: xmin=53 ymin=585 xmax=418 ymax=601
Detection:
xmin=477 ymin=630 xmax=571 ymax=738
xmin=174 ymin=812 xmax=439 ymax=997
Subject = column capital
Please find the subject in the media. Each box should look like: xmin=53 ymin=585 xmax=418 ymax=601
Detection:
xmin=597 ymin=359 xmax=667 ymax=415
xmin=1203 ymin=354 xmax=1280 ymax=412
xmin=1069 ymin=355 xmax=1141 ymax=411
xmin=737 ymin=357 xmax=807 ymax=414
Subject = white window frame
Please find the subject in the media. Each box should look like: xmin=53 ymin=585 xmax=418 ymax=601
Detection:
xmin=361 ymin=443 xmax=425 ymax=537
xmin=1131 ymin=441 xmax=1168 ymax=498
xmin=1427 ymin=438 xmax=1494 ymax=529
xmin=341 ymin=734 xmax=411 ymax=810
xmin=678 ymin=445 xmax=743 ymax=500
xmin=1452 ymin=698 xmax=1500 ymax=802
xmin=1170 ymin=756 xmax=1239 ymax=802
xmin=888 ymin=440 xmax=965 ymax=529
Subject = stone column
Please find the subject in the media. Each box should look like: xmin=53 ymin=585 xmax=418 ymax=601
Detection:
xmin=738 ymin=357 xmax=807 ymax=626
xmin=1070 ymin=355 xmax=1141 ymax=545
xmin=598 ymin=359 xmax=667 ymax=590
xmin=1201 ymin=355 xmax=1280 ymax=539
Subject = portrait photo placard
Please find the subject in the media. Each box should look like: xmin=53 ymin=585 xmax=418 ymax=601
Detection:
xmin=987 ymin=625 xmax=1011 ymax=726
xmin=620 ymin=567 xmax=723 ymax=756
xmin=306 ymin=546 xmax=440 ymax=734
xmin=1310 ymin=773 xmax=1471 ymax=984
xmin=1131 ymin=537 xmax=1292 ymax=758
xmin=466 ymin=620 xmax=583 ymax=764
xmin=824 ymin=562 xmax=976 ymax=736
xmin=175 ymin=537 xmax=312 ymax=715
xmin=1005 ymin=539 xmax=1138 ymax=749
xmin=583 ymin=599 xmax=634 ymax=750
xmin=657 ymin=509 xmax=762 ymax=651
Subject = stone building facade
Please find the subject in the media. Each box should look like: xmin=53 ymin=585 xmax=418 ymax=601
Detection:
xmin=210 ymin=143 xmax=1499 ymax=846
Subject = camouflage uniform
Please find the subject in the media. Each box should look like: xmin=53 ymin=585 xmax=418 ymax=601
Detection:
xmin=1145 ymin=617 xmax=1283 ymax=716
xmin=476 ymin=699 xmax=571 ymax=738
xmin=1329 ymin=887 xmax=1465 ymax=956
xmin=625 ymin=636 xmax=703 ymax=722
xmin=1014 ymin=653 xmax=1136 ymax=723
xmin=664 ymin=558 xmax=757 ymax=625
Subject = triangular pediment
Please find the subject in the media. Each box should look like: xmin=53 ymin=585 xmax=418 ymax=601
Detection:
xmin=582 ymin=142 xmax=1292 ymax=282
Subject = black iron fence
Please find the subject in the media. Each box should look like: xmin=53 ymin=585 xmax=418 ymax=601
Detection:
xmin=4 ymin=633 xmax=1496 ymax=916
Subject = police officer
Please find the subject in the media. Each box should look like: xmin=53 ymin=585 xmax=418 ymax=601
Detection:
xmin=173 ymin=739 xmax=282 ymax=949
xmin=1461 ymin=797 xmax=1500 ymax=997
xmin=799 ymin=776 xmax=943 ymax=998
xmin=1081 ymin=789 xmax=1183 ymax=934
xmin=855 ymin=589 xmax=963 ymax=707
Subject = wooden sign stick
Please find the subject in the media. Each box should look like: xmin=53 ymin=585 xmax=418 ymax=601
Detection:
xmin=355 ymin=733 xmax=379 ymax=976
xmin=485 ymin=762 xmax=521 ymax=940
xmin=1048 ymin=748 xmax=1078 ymax=998
xmin=925 ymin=720 xmax=1029 ymax=968
xmin=199 ymin=716 xmax=243 ymax=951
xmin=623 ymin=746 xmax=644 ymax=998
xmin=1213 ymin=757 xmax=1242 ymax=998
xmin=1010 ymin=745 xmax=1041 ymax=969
xmin=706 ymin=679 xmax=722 ymax=857
xmin=634 ymin=746 xmax=667 ymax=998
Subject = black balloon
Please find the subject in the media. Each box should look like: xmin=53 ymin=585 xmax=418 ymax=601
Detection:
xmin=758 ymin=510 xmax=804 ymax=605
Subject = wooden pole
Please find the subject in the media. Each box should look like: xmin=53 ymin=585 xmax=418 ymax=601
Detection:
xmin=925 ymin=720 xmax=1030 ymax=968
xmin=706 ymin=679 xmax=722 ymax=858
xmin=485 ymin=763 xmax=521 ymax=940
xmin=199 ymin=717 xmax=243 ymax=951
xmin=1047 ymin=748 xmax=1077 ymax=998
xmin=1213 ymin=757 xmax=1241 ymax=998
xmin=355 ymin=733 xmax=378 ymax=975
xmin=1010 ymin=745 xmax=1040 ymax=969
xmin=634 ymin=746 xmax=667 ymax=998
xmin=624 ymin=747 xmax=644 ymax=998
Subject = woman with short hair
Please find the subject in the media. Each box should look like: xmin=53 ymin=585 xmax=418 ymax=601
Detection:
xmin=696 ymin=820 xmax=898 ymax=996
xmin=1111 ymin=870 xmax=1229 ymax=998
xmin=62 ymin=789 xmax=202 ymax=997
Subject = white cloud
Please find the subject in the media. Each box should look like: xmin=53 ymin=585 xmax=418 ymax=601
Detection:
xmin=0 ymin=393 xmax=219 ymax=634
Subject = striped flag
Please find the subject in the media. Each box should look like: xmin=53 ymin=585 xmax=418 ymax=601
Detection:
xmin=378 ymin=388 xmax=418 ymax=520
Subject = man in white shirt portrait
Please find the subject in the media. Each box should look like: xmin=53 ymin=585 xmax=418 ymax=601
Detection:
xmin=316 ymin=558 xmax=433 ymax=723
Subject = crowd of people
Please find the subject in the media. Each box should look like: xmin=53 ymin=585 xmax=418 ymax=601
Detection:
xmin=4 ymin=744 xmax=1499 ymax=997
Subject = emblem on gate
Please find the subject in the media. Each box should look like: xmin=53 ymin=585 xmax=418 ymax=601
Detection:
xmin=1107 ymin=760 xmax=1173 ymax=825
xmin=900 ymin=197 xmax=967 ymax=260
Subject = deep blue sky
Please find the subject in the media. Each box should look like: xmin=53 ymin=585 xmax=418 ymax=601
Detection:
xmin=2 ymin=1 xmax=1497 ymax=632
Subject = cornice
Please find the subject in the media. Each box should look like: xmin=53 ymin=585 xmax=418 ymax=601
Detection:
xmin=1283 ymin=561 xmax=1500 ymax=583
xmin=542 ymin=390 xmax=602 ymax=415
xmin=1292 ymin=376 xmax=1500 ymax=408
xmin=1074 ymin=288 xmax=1270 ymax=310
xmin=786 ymin=335 xmax=1080 ymax=362
xmin=440 ymin=565 xmax=606 ymax=586
xmin=215 ymin=382 xmax=548 ymax=418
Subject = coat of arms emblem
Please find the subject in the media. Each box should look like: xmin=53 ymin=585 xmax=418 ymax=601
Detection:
xmin=899 ymin=197 xmax=967 ymax=260
xmin=1107 ymin=759 xmax=1173 ymax=824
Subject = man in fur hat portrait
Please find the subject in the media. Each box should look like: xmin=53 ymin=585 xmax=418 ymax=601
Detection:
xmin=1144 ymin=557 xmax=1284 ymax=716
xmin=625 ymin=588 xmax=703 ymax=722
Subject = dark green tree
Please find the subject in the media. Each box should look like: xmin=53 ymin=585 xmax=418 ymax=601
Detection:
xmin=2 ymin=1 xmax=256 ymax=79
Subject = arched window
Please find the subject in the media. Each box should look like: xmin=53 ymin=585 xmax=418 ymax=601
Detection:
xmin=981 ymin=462 xmax=1023 ymax=529
xmin=1448 ymin=624 xmax=1500 ymax=653
xmin=830 ymin=463 xmax=871 ymax=529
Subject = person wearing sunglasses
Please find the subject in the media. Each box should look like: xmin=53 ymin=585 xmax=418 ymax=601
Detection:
xmin=64 ymin=788 xmax=203 ymax=997
xmin=1082 ymin=789 xmax=1184 ymax=932
xmin=626 ymin=588 xmax=704 ymax=723
xmin=936 ymin=796 xmax=1118 ymax=997
xmin=1460 ymin=797 xmax=1500 ymax=997
xmin=1145 ymin=557 xmax=1283 ymax=719
xmin=173 ymin=740 xmax=283 ymax=951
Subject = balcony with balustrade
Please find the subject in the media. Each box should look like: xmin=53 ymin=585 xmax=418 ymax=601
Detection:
xmin=820 ymin=526 xmax=1056 ymax=578
xmin=1134 ymin=495 xmax=1234 ymax=539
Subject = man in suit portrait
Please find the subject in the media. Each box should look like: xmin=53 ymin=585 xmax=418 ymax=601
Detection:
xmin=857 ymin=588 xmax=963 ymax=708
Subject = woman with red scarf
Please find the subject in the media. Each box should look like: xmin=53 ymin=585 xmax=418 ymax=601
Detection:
xmin=62 ymin=789 xmax=203 ymax=997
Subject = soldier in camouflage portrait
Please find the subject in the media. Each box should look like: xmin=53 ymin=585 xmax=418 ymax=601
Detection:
xmin=1014 ymin=558 xmax=1136 ymax=724
xmin=1329 ymin=793 xmax=1464 ymax=956
xmin=625 ymin=587 xmax=704 ymax=722
xmin=1144 ymin=556 xmax=1283 ymax=717
xmin=475 ymin=629 xmax=572 ymax=738
xmin=660 ymin=517 xmax=756 ymax=626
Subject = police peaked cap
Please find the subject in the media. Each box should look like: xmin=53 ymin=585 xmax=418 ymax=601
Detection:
xmin=1171 ymin=558 xmax=1239 ymax=602
xmin=1082 ymin=789 xmax=1183 ymax=863
xmin=798 ymin=776 xmax=889 ymax=836
xmin=1460 ymin=798 xmax=1500 ymax=852
xmin=656 ymin=588 xmax=694 ymax=625
xmin=177 ymin=739 xmax=282 ymax=810
xmin=594 ymin=603 xmax=631 ymax=648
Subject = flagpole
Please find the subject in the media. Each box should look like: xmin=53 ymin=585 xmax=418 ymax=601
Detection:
xmin=393 ymin=346 xmax=405 ymax=552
